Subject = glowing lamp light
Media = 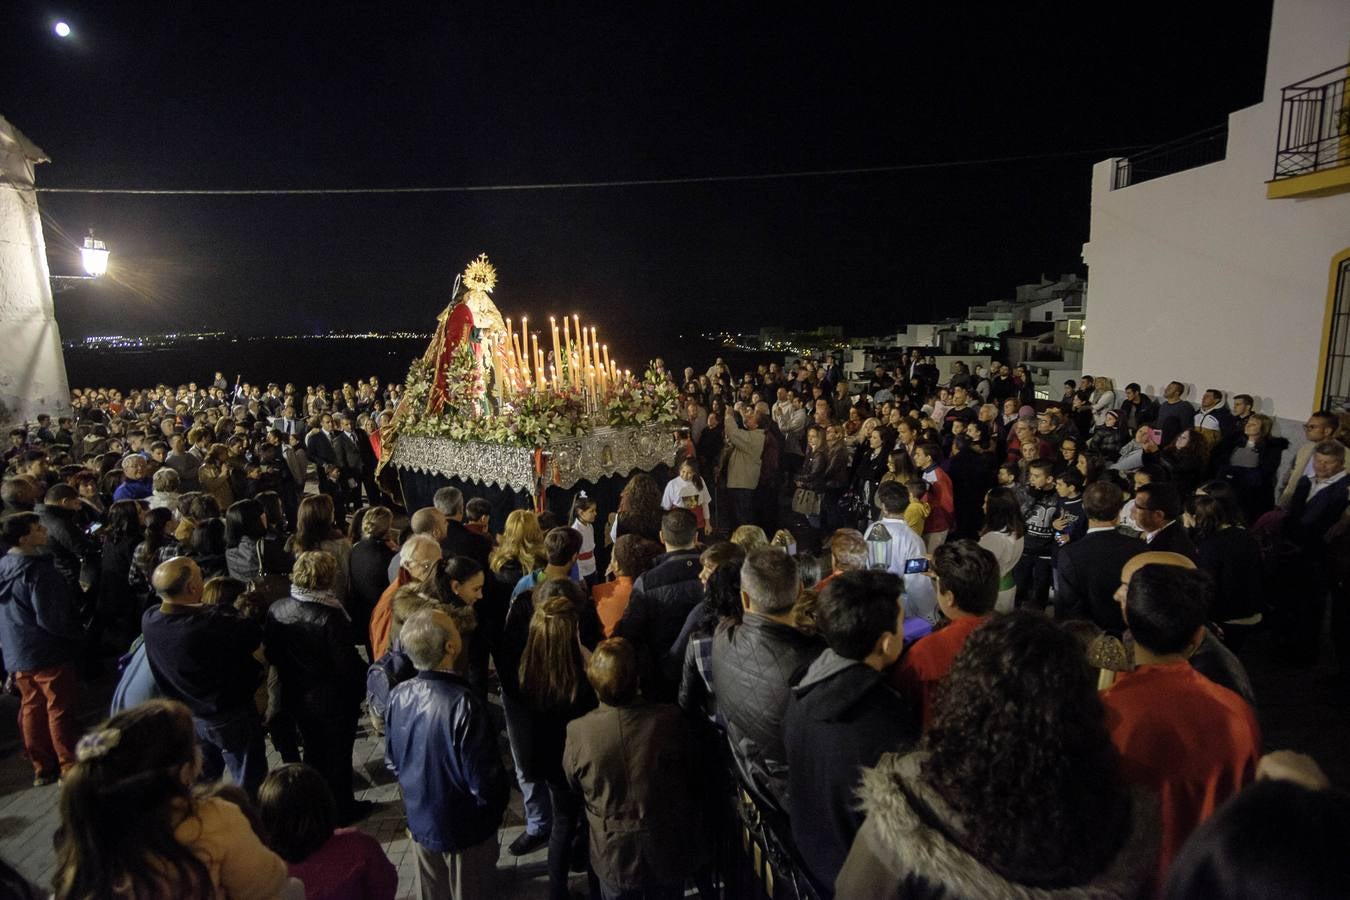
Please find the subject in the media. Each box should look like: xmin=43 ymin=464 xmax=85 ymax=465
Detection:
xmin=80 ymin=233 xmax=109 ymax=277
xmin=866 ymin=522 xmax=892 ymax=570
xmin=54 ymin=21 xmax=71 ymax=37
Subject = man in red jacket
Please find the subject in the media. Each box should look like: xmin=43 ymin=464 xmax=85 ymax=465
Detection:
xmin=889 ymin=539 xmax=998 ymax=728
xmin=1102 ymin=561 xmax=1260 ymax=885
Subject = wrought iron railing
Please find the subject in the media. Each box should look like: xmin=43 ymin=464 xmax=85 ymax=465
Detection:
xmin=1272 ymin=63 xmax=1350 ymax=180
xmin=1112 ymin=124 xmax=1228 ymax=189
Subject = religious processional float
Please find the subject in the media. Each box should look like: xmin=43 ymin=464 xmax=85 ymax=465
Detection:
xmin=378 ymin=254 xmax=682 ymax=508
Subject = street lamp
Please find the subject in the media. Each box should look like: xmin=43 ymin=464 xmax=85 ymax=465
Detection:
xmin=866 ymin=522 xmax=892 ymax=570
xmin=50 ymin=230 xmax=110 ymax=292
xmin=80 ymin=233 xmax=109 ymax=276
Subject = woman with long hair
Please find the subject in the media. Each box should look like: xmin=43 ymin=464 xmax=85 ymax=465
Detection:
xmin=678 ymin=543 xmax=746 ymax=726
xmin=489 ymin=509 xmax=547 ymax=587
xmin=836 ymin=611 xmax=1156 ymax=897
xmin=615 ymin=473 xmax=663 ymax=542
xmin=96 ymin=500 xmax=145 ymax=642
xmin=287 ymin=494 xmax=350 ymax=606
xmin=1162 ymin=428 xmax=1209 ymax=497
xmin=185 ymin=518 xmax=229 ymax=579
xmin=1216 ymin=413 xmax=1288 ymax=525
xmin=517 ymin=581 xmax=598 ymax=899
xmin=53 ymin=699 xmax=288 ymax=900
xmin=978 ymin=487 xmax=1026 ymax=613
xmin=224 ymin=498 xmax=293 ymax=583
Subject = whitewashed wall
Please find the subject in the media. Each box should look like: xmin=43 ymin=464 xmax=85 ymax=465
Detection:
xmin=1081 ymin=0 xmax=1350 ymax=424
xmin=0 ymin=116 xmax=70 ymax=430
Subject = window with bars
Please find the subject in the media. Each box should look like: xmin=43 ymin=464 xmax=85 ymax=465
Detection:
xmin=1322 ymin=257 xmax=1350 ymax=413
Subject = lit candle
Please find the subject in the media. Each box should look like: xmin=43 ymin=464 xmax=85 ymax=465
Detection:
xmin=505 ymin=318 xmax=515 ymax=369
xmin=578 ymin=320 xmax=589 ymax=372
xmin=530 ymin=333 xmax=541 ymax=389
xmin=562 ymin=317 xmax=574 ymax=389
xmin=550 ymin=363 xmax=557 ymax=392
xmin=513 ymin=333 xmax=527 ymax=385
xmin=601 ymin=343 xmax=610 ymax=377
xmin=550 ymin=318 xmax=562 ymax=389
xmin=591 ymin=327 xmax=603 ymax=390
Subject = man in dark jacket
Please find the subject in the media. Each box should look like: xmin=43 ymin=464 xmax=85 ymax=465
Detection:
xmin=785 ymin=569 xmax=917 ymax=895
xmin=615 ymin=508 xmax=702 ymax=701
xmin=36 ymin=484 xmax=99 ymax=598
xmin=1055 ymin=482 xmax=1144 ymax=634
xmin=1133 ymin=482 xmax=1198 ymax=560
xmin=711 ymin=547 xmax=823 ymax=810
xmin=142 ymin=556 xmax=268 ymax=794
xmin=433 ymin=486 xmax=492 ymax=570
xmin=387 ymin=607 xmax=509 ymax=900
xmin=305 ymin=414 xmax=345 ymax=519
xmin=0 ymin=513 xmax=84 ymax=785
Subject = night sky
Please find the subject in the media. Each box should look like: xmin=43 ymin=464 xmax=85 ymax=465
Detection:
xmin=2 ymin=1 xmax=1273 ymax=362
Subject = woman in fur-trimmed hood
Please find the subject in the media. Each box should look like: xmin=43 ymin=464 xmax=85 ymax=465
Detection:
xmin=836 ymin=611 xmax=1160 ymax=899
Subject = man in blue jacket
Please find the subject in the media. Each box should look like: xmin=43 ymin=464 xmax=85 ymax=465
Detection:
xmin=0 ymin=513 xmax=84 ymax=785
xmin=387 ymin=606 xmax=509 ymax=900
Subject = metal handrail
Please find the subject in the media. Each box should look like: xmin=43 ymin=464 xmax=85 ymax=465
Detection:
xmin=1112 ymin=124 xmax=1228 ymax=189
xmin=1271 ymin=62 xmax=1350 ymax=181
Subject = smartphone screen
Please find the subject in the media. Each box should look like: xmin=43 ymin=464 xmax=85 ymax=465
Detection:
xmin=903 ymin=557 xmax=929 ymax=574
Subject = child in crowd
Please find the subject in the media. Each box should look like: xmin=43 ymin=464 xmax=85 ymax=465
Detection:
xmin=1015 ymin=459 xmax=1059 ymax=610
xmin=570 ymin=493 xmax=600 ymax=586
xmin=258 ymin=763 xmax=397 ymax=900
xmin=661 ymin=458 xmax=713 ymax=535
xmin=903 ymin=480 xmax=930 ymax=537
xmin=54 ymin=699 xmax=290 ymax=900
xmin=464 ymin=497 xmax=493 ymax=538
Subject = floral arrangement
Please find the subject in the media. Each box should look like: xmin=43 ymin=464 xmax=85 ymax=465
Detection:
xmin=399 ymin=351 xmax=681 ymax=448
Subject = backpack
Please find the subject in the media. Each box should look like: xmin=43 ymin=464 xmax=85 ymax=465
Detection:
xmin=365 ymin=643 xmax=416 ymax=734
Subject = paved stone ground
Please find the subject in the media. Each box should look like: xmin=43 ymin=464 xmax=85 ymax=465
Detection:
xmin=0 ymin=670 xmax=570 ymax=899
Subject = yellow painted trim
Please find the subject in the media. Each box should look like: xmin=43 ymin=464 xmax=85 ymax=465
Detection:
xmin=1313 ymin=247 xmax=1350 ymax=411
xmin=1267 ymin=163 xmax=1350 ymax=199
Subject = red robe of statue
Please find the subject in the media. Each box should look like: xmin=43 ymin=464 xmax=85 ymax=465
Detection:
xmin=1102 ymin=662 xmax=1260 ymax=886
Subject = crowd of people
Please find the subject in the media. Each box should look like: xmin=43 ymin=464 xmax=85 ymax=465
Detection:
xmin=0 ymin=353 xmax=1347 ymax=899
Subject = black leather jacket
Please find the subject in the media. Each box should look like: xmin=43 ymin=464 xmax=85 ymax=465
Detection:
xmin=265 ymin=594 xmax=364 ymax=718
xmin=385 ymin=671 xmax=510 ymax=853
xmin=614 ymin=549 xmax=703 ymax=701
xmin=710 ymin=613 xmax=823 ymax=809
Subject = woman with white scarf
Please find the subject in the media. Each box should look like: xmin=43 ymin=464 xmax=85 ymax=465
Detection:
xmin=264 ymin=550 xmax=368 ymax=823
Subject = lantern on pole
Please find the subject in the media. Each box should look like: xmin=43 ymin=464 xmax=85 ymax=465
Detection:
xmin=866 ymin=522 xmax=892 ymax=570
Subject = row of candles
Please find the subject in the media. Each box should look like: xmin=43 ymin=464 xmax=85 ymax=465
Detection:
xmin=497 ymin=314 xmax=630 ymax=397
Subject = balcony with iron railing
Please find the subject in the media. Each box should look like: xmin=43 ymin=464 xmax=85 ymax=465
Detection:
xmin=1268 ymin=62 xmax=1350 ymax=199
xmin=1111 ymin=124 xmax=1228 ymax=190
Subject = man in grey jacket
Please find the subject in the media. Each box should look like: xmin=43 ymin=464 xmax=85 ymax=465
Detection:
xmin=722 ymin=403 xmax=765 ymax=532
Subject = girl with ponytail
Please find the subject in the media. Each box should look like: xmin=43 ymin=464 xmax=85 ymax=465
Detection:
xmin=54 ymin=699 xmax=288 ymax=899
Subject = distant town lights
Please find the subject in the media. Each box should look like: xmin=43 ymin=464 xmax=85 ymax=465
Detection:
xmin=80 ymin=233 xmax=109 ymax=277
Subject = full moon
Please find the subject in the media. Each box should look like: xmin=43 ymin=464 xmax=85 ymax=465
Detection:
xmin=54 ymin=21 xmax=71 ymax=37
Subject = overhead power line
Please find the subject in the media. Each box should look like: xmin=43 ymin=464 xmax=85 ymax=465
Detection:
xmin=31 ymin=145 xmax=1148 ymax=196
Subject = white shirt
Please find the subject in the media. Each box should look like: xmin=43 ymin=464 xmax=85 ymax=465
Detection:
xmin=868 ymin=516 xmax=938 ymax=623
xmin=1307 ymin=468 xmax=1348 ymax=501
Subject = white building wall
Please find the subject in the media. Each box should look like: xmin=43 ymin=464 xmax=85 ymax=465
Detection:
xmin=1081 ymin=0 xmax=1350 ymax=422
xmin=0 ymin=116 xmax=70 ymax=430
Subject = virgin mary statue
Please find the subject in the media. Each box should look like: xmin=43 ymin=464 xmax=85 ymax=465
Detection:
xmin=426 ymin=253 xmax=507 ymax=415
